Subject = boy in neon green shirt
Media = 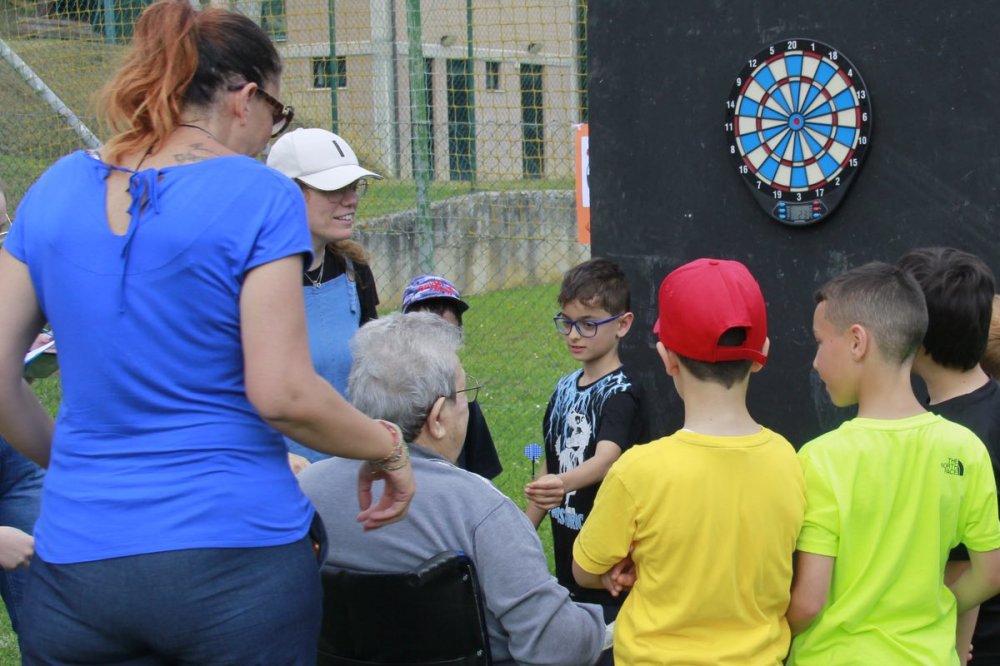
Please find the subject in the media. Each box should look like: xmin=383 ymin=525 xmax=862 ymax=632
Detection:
xmin=788 ymin=262 xmax=1000 ymax=665
xmin=573 ymin=258 xmax=805 ymax=665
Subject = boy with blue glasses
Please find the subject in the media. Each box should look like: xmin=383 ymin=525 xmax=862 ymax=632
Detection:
xmin=525 ymin=258 xmax=646 ymax=664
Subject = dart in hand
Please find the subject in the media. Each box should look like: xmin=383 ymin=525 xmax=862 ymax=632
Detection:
xmin=523 ymin=442 xmax=542 ymax=478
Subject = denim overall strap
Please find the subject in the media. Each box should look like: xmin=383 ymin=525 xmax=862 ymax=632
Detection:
xmin=286 ymin=255 xmax=362 ymax=462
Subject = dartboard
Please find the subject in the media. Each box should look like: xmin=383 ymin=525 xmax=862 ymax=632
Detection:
xmin=724 ymin=39 xmax=872 ymax=225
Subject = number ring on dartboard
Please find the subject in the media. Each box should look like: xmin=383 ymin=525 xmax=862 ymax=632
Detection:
xmin=724 ymin=38 xmax=872 ymax=225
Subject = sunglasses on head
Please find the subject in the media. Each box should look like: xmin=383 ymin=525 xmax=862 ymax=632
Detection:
xmin=227 ymin=83 xmax=295 ymax=137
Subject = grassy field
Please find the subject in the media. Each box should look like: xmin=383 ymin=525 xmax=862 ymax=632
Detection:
xmin=2 ymin=281 xmax=570 ymax=659
xmin=0 ymin=606 xmax=15 ymax=665
xmin=458 ymin=282 xmax=565 ymax=564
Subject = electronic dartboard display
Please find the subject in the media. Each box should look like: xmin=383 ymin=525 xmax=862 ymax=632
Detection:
xmin=724 ymin=39 xmax=872 ymax=226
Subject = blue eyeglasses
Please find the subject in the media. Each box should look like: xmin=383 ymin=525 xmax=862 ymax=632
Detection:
xmin=553 ymin=313 xmax=624 ymax=338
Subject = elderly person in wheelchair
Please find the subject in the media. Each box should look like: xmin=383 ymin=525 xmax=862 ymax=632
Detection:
xmin=299 ymin=312 xmax=607 ymax=666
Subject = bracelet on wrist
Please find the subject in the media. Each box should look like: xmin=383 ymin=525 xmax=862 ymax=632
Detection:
xmin=373 ymin=420 xmax=409 ymax=472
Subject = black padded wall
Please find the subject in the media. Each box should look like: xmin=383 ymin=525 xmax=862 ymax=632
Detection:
xmin=589 ymin=1 xmax=1000 ymax=446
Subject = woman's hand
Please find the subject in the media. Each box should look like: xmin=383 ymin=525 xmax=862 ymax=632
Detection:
xmin=0 ymin=526 xmax=33 ymax=570
xmin=356 ymin=460 xmax=415 ymax=530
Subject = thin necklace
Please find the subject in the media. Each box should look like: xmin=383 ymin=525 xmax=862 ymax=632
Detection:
xmin=177 ymin=123 xmax=221 ymax=144
xmin=134 ymin=146 xmax=153 ymax=171
xmin=305 ymin=252 xmax=325 ymax=289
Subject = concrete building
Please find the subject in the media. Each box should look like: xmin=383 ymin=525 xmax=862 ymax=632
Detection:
xmin=241 ymin=0 xmax=587 ymax=182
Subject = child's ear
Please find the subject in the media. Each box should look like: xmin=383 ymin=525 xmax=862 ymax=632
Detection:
xmin=750 ymin=336 xmax=771 ymax=374
xmin=656 ymin=341 xmax=681 ymax=376
xmin=848 ymin=324 xmax=869 ymax=361
xmin=616 ymin=312 xmax=635 ymax=338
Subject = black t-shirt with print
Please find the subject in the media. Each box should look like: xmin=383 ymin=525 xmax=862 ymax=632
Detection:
xmin=933 ymin=380 xmax=1000 ymax=660
xmin=543 ymin=365 xmax=645 ymax=606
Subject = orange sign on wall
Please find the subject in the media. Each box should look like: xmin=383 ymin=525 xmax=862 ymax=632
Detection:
xmin=574 ymin=123 xmax=590 ymax=244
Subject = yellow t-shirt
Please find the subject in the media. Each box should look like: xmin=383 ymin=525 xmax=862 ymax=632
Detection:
xmin=574 ymin=428 xmax=805 ymax=665
xmin=789 ymin=412 xmax=1000 ymax=665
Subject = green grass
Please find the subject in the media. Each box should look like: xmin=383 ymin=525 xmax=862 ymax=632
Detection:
xmin=459 ymin=283 xmax=567 ymax=565
xmin=0 ymin=604 xmax=17 ymax=665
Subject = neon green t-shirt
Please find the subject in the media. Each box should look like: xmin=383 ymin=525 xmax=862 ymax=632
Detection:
xmin=574 ymin=428 xmax=805 ymax=665
xmin=789 ymin=412 xmax=1000 ymax=665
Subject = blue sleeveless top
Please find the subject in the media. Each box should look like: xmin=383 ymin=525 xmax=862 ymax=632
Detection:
xmin=6 ymin=150 xmax=315 ymax=563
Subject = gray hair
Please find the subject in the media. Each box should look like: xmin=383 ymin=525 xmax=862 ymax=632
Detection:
xmin=348 ymin=312 xmax=463 ymax=441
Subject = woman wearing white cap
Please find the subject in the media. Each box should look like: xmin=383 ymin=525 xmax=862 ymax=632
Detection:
xmin=268 ymin=128 xmax=383 ymax=465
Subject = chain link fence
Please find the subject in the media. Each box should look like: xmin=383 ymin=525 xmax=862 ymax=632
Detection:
xmin=0 ymin=0 xmax=591 ymax=495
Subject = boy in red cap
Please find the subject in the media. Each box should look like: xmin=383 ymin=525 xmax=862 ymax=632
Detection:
xmin=572 ymin=257 xmax=805 ymax=665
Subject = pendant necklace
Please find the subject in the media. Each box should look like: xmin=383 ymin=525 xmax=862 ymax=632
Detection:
xmin=305 ymin=252 xmax=325 ymax=289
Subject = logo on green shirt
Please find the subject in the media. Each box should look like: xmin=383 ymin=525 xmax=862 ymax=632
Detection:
xmin=941 ymin=458 xmax=965 ymax=476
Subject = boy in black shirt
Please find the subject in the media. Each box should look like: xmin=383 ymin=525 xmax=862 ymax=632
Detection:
xmin=898 ymin=247 xmax=1000 ymax=664
xmin=525 ymin=259 xmax=645 ymax=663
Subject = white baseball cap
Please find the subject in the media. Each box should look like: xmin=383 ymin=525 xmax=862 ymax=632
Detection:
xmin=267 ymin=128 xmax=383 ymax=191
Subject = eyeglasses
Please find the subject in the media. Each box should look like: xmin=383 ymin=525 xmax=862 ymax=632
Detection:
xmin=553 ymin=313 xmax=624 ymax=338
xmin=305 ymin=179 xmax=369 ymax=202
xmin=454 ymin=374 xmax=482 ymax=403
xmin=0 ymin=212 xmax=10 ymax=244
xmin=227 ymin=83 xmax=294 ymax=137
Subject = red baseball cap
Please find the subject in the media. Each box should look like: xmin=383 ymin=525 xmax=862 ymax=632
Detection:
xmin=655 ymin=258 xmax=768 ymax=366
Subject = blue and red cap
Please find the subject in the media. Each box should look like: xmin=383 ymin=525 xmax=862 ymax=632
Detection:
xmin=401 ymin=275 xmax=470 ymax=314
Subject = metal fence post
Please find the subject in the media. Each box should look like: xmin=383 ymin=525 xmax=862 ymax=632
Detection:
xmin=101 ymin=0 xmax=117 ymax=44
xmin=327 ymin=0 xmax=339 ymax=132
xmin=465 ymin=0 xmax=477 ymax=188
xmin=406 ymin=0 xmax=434 ymax=273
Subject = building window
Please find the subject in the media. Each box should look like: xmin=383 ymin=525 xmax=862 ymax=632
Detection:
xmin=447 ymin=58 xmax=475 ymax=181
xmin=485 ymin=61 xmax=500 ymax=91
xmin=521 ymin=63 xmax=544 ymax=178
xmin=312 ymin=57 xmax=332 ymax=89
xmin=260 ymin=0 xmax=286 ymax=42
xmin=312 ymin=56 xmax=347 ymax=89
xmin=334 ymin=56 xmax=347 ymax=89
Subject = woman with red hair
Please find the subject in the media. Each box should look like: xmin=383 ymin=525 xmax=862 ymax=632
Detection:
xmin=0 ymin=1 xmax=413 ymax=661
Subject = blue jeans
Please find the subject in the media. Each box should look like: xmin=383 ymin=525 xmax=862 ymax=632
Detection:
xmin=0 ymin=438 xmax=44 ymax=638
xmin=20 ymin=537 xmax=322 ymax=665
